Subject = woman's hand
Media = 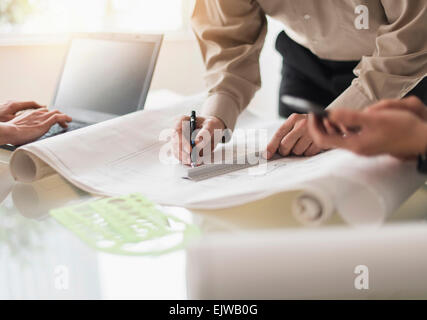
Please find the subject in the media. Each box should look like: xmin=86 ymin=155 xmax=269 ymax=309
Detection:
xmin=0 ymin=100 xmax=45 ymax=122
xmin=308 ymin=97 xmax=427 ymax=159
xmin=0 ymin=108 xmax=72 ymax=146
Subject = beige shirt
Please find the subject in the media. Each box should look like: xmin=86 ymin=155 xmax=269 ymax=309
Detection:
xmin=192 ymin=0 xmax=427 ymax=130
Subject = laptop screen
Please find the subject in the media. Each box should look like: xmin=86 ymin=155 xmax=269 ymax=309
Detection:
xmin=53 ymin=37 xmax=158 ymax=119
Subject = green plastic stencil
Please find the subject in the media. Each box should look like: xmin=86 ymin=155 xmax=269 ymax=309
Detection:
xmin=50 ymin=193 xmax=201 ymax=256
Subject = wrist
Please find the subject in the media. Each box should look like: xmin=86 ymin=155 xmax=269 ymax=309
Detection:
xmin=207 ymin=116 xmax=226 ymax=130
xmin=0 ymin=123 xmax=18 ymax=145
xmin=205 ymin=115 xmax=231 ymax=143
xmin=201 ymin=93 xmax=239 ymax=131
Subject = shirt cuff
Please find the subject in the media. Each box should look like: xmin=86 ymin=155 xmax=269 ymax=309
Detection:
xmin=201 ymin=93 xmax=241 ymax=132
xmin=326 ymin=83 xmax=374 ymax=111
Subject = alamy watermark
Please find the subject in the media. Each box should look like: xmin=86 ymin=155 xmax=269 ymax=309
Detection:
xmin=54 ymin=265 xmax=69 ymax=290
xmin=159 ymin=123 xmax=269 ymax=175
xmin=354 ymin=5 xmax=369 ymax=30
xmin=354 ymin=264 xmax=369 ymax=290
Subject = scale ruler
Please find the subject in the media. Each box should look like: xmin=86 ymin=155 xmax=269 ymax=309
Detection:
xmin=184 ymin=152 xmax=281 ymax=182
xmin=185 ymin=162 xmax=257 ymax=181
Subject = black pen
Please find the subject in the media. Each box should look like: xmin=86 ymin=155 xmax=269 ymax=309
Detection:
xmin=281 ymin=95 xmax=329 ymax=118
xmin=190 ymin=110 xmax=197 ymax=167
xmin=281 ymin=95 xmax=360 ymax=133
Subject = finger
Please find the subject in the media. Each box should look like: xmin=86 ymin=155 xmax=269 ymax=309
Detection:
xmin=323 ymin=117 xmax=339 ymax=135
xmin=304 ymin=143 xmax=323 ymax=156
xmin=57 ymin=113 xmax=72 ymax=126
xmin=325 ymin=117 xmax=349 ymax=135
xmin=174 ymin=116 xmax=190 ymax=131
xmin=195 ymin=116 xmax=206 ymax=127
xmin=291 ymin=134 xmax=313 ymax=156
xmin=174 ymin=117 xmax=198 ymax=154
xmin=366 ymin=97 xmax=427 ymax=121
xmin=172 ymin=139 xmax=191 ymax=165
xmin=316 ymin=129 xmax=359 ymax=150
xmin=42 ymin=114 xmax=71 ymax=130
xmin=278 ymin=120 xmax=307 ymax=156
xmin=195 ymin=122 xmax=214 ymax=148
xmin=9 ymin=101 xmax=45 ymax=113
xmin=180 ymin=134 xmax=191 ymax=154
xmin=265 ymin=114 xmax=299 ymax=159
xmin=308 ymin=113 xmax=327 ymax=134
xmin=192 ymin=129 xmax=212 ymax=165
xmin=38 ymin=109 xmax=61 ymax=120
xmin=172 ymin=126 xmax=191 ymax=153
xmin=192 ymin=146 xmax=205 ymax=166
xmin=40 ymin=110 xmax=72 ymax=127
xmin=174 ymin=115 xmax=205 ymax=130
xmin=309 ymin=114 xmax=340 ymax=150
xmin=172 ymin=143 xmax=191 ymax=165
xmin=394 ymin=96 xmax=427 ymax=120
xmin=403 ymin=96 xmax=427 ymax=120
xmin=179 ymin=135 xmax=192 ymax=163
xmin=369 ymin=97 xmax=423 ymax=111
xmin=308 ymin=114 xmax=326 ymax=141
xmin=58 ymin=118 xmax=71 ymax=129
xmin=172 ymin=116 xmax=201 ymax=164
xmin=172 ymin=132 xmax=191 ymax=163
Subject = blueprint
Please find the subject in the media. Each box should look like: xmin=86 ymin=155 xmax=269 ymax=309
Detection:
xmin=8 ymin=95 xmax=426 ymax=226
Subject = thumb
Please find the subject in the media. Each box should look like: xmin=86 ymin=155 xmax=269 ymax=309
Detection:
xmin=195 ymin=122 xmax=214 ymax=149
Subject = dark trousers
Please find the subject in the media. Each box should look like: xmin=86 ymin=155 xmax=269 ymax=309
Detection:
xmin=276 ymin=31 xmax=427 ymax=117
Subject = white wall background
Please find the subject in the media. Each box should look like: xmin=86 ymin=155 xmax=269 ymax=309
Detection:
xmin=0 ymin=18 xmax=283 ymax=119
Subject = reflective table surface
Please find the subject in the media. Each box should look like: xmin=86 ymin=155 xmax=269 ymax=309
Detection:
xmin=1 ymin=148 xmax=427 ymax=300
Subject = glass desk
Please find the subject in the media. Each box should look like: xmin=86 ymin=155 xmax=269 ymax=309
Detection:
xmin=1 ymin=149 xmax=427 ymax=300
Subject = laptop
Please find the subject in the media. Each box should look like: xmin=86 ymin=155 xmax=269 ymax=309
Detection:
xmin=2 ymin=32 xmax=163 ymax=151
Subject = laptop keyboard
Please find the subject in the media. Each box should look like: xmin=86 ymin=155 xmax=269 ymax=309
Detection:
xmin=39 ymin=121 xmax=88 ymax=140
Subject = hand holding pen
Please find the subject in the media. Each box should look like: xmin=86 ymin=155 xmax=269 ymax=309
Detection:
xmin=171 ymin=111 xmax=226 ymax=166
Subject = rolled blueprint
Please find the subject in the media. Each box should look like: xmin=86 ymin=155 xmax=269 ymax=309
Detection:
xmin=291 ymin=156 xmax=425 ymax=226
xmin=292 ymin=179 xmax=335 ymax=226
xmin=9 ymin=149 xmax=55 ymax=183
xmin=187 ymin=224 xmax=427 ymax=299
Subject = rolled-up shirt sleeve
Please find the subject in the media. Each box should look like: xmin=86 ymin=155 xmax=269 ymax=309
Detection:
xmin=192 ymin=0 xmax=267 ymax=130
xmin=328 ymin=0 xmax=427 ymax=111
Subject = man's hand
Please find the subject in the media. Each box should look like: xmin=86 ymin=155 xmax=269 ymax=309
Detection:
xmin=308 ymin=97 xmax=427 ymax=159
xmin=0 ymin=108 xmax=72 ymax=146
xmin=172 ymin=115 xmax=226 ymax=165
xmin=0 ymin=100 xmax=45 ymax=122
xmin=265 ymin=113 xmax=324 ymax=159
xmin=366 ymin=96 xmax=427 ymax=121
